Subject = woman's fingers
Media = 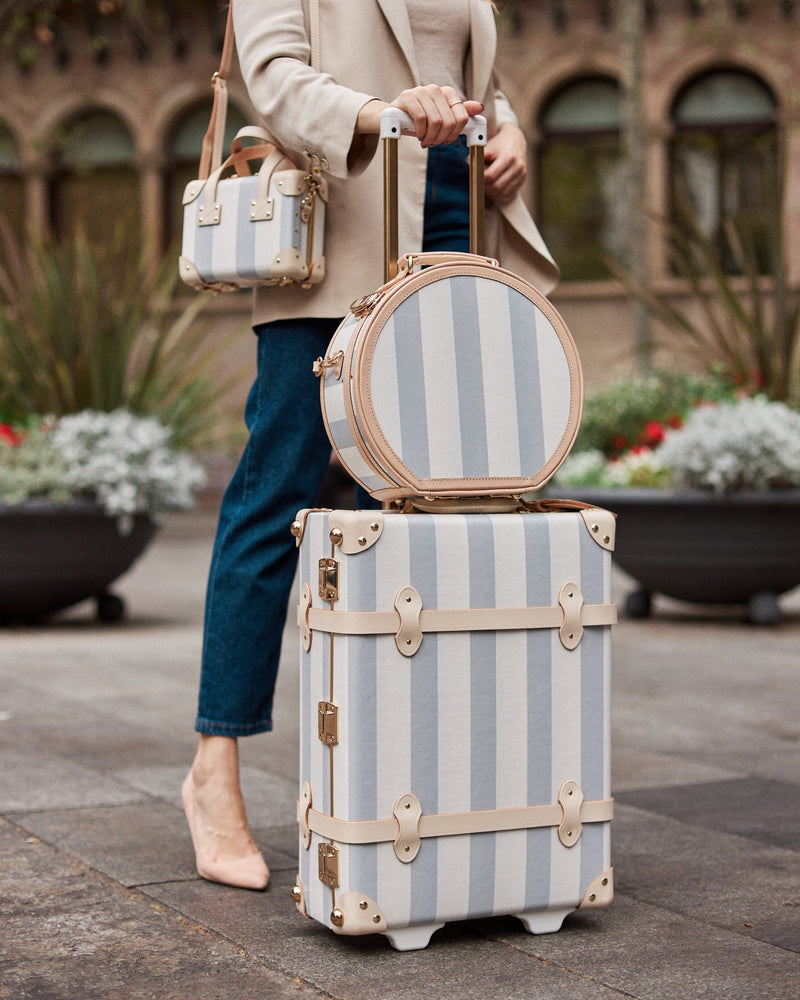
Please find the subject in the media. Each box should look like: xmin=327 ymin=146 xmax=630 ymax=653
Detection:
xmin=391 ymin=86 xmax=483 ymax=146
xmin=484 ymin=124 xmax=528 ymax=203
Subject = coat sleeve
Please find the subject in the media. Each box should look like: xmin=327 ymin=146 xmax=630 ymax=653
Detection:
xmin=493 ymin=86 xmax=519 ymax=130
xmin=232 ymin=0 xmax=379 ymax=178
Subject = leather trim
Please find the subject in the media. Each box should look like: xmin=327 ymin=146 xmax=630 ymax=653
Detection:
xmin=302 ymin=796 xmax=614 ymax=847
xmin=299 ymin=598 xmax=617 ymax=638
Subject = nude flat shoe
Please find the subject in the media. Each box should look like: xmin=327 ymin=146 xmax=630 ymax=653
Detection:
xmin=181 ymin=775 xmax=270 ymax=891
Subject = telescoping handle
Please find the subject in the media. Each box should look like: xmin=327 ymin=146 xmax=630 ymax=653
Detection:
xmin=379 ymin=108 xmax=488 ymax=282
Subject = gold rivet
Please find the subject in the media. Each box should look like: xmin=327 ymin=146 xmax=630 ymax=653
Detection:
xmin=406 ymin=596 xmax=412 ymax=603
xmin=405 ymin=846 xmax=410 ymax=852
xmin=589 ymin=892 xmax=597 ymax=902
xmin=406 ymin=639 xmax=412 ymax=646
xmin=405 ymin=802 xmax=411 ymax=809
xmin=359 ymin=900 xmax=368 ymax=910
xmin=568 ymin=632 xmax=574 ymax=640
xmin=357 ymin=536 xmax=367 ymax=546
xmin=330 ymin=528 xmax=343 ymax=545
xmin=330 ymin=908 xmax=344 ymax=927
xmin=603 ymin=535 xmax=611 ymax=544
xmin=290 ymin=885 xmax=302 ymax=902
xmin=568 ymin=591 xmax=574 ymax=598
xmin=592 ymin=523 xmax=599 ymax=533
xmin=290 ymin=520 xmax=302 ymax=537
xmin=372 ymin=914 xmax=381 ymax=924
xmin=601 ymin=877 xmax=609 ymax=886
xmin=568 ymin=788 xmax=573 ymax=796
xmin=370 ymin=522 xmax=380 ymax=532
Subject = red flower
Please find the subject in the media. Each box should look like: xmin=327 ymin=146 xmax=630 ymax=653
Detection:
xmin=667 ymin=414 xmax=683 ymax=429
xmin=0 ymin=423 xmax=22 ymax=447
xmin=638 ymin=421 xmax=666 ymax=448
xmin=613 ymin=435 xmax=627 ymax=452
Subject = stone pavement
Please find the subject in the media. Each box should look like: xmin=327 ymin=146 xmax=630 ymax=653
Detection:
xmin=1 ymin=502 xmax=798 ymax=1000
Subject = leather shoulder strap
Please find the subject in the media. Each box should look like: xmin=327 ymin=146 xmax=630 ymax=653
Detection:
xmin=198 ymin=1 xmax=321 ymax=179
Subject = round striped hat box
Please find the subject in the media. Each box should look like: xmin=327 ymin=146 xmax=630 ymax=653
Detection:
xmin=317 ymin=253 xmax=583 ymax=503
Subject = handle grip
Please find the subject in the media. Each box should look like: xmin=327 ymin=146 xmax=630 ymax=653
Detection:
xmin=380 ymin=109 xmax=486 ymax=280
xmin=379 ymin=108 xmax=488 ymax=147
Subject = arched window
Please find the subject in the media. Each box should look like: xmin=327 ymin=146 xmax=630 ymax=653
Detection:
xmin=0 ymin=124 xmax=24 ymax=247
xmin=537 ymin=77 xmax=625 ymax=281
xmin=49 ymin=110 xmax=138 ymax=243
xmin=671 ymin=70 xmax=779 ymax=273
xmin=164 ymin=101 xmax=248 ymax=249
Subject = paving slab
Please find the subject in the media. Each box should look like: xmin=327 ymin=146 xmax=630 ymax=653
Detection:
xmin=10 ymin=802 xmax=201 ymax=888
xmin=0 ymin=746 xmax=147 ymax=814
xmin=613 ymin=803 xmax=800 ymax=953
xmin=480 ymin=892 xmax=800 ymax=1000
xmin=147 ymin=867 xmax=627 ymax=1000
xmin=617 ymin=777 xmax=800 ymax=852
xmin=0 ymin=818 xmax=321 ymax=1000
xmin=11 ymin=801 xmax=299 ymax=890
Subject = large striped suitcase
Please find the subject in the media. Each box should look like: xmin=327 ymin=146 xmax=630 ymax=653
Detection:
xmin=290 ymin=504 xmax=616 ymax=951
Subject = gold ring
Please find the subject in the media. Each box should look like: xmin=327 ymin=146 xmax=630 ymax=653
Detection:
xmin=448 ymin=99 xmax=464 ymax=108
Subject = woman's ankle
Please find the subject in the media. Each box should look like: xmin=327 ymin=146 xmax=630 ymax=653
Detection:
xmin=190 ymin=734 xmax=240 ymax=788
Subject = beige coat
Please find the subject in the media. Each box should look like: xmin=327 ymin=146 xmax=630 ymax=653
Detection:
xmin=232 ymin=0 xmax=559 ymax=325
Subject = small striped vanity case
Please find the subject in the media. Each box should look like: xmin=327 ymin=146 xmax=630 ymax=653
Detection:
xmin=315 ymin=109 xmax=581 ymax=505
xmin=290 ymin=502 xmax=616 ymax=951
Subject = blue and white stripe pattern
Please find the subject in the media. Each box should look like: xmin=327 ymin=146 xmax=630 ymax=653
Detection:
xmin=321 ymin=314 xmax=388 ymax=495
xmin=298 ymin=510 xmax=611 ymax=937
xmin=182 ymin=173 xmax=322 ymax=286
xmin=321 ymin=270 xmax=579 ymax=497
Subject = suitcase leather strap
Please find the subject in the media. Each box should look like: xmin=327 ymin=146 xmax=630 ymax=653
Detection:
xmin=299 ymin=584 xmax=617 ymax=655
xmin=299 ymin=791 xmax=614 ymax=856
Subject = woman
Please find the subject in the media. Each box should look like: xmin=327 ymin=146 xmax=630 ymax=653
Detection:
xmin=182 ymin=0 xmax=559 ymax=891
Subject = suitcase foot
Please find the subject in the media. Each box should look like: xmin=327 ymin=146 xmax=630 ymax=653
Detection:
xmin=384 ymin=922 xmax=445 ymax=951
xmin=517 ymin=907 xmax=573 ymax=935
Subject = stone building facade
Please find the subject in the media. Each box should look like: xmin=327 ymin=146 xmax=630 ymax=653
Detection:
xmin=1 ymin=0 xmax=798 ymax=410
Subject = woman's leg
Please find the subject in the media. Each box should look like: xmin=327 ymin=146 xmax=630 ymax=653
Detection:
xmin=185 ymin=317 xmax=339 ymax=889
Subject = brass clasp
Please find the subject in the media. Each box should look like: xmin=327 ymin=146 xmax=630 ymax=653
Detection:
xmin=318 ymin=701 xmax=339 ymax=746
xmin=313 ymin=350 xmax=344 ymax=380
xmin=318 ymin=558 xmax=339 ymax=601
xmin=318 ymin=843 xmax=340 ymax=888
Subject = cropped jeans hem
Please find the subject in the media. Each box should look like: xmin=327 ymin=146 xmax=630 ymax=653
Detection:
xmin=195 ymin=717 xmax=274 ymax=737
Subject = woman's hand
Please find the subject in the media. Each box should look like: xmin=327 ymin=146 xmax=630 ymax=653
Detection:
xmin=357 ymin=86 xmax=484 ymax=147
xmin=484 ymin=122 xmax=528 ymax=205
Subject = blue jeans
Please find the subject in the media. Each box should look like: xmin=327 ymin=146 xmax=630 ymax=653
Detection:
xmin=196 ymin=139 xmax=470 ymax=735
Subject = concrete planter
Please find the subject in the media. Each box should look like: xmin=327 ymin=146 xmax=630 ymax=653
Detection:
xmin=0 ymin=499 xmax=158 ymax=623
xmin=553 ymin=487 xmax=800 ymax=623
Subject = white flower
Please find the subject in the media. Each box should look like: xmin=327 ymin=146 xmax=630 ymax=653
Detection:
xmin=656 ymin=397 xmax=800 ymax=492
xmin=49 ymin=409 xmax=206 ymax=517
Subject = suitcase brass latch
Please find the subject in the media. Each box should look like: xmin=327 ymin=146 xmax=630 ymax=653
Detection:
xmin=318 ymin=843 xmax=340 ymax=888
xmin=318 ymin=702 xmax=339 ymax=746
xmin=318 ymin=558 xmax=339 ymax=601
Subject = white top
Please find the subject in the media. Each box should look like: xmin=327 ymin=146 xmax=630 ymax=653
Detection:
xmin=406 ymin=0 xmax=471 ymax=95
